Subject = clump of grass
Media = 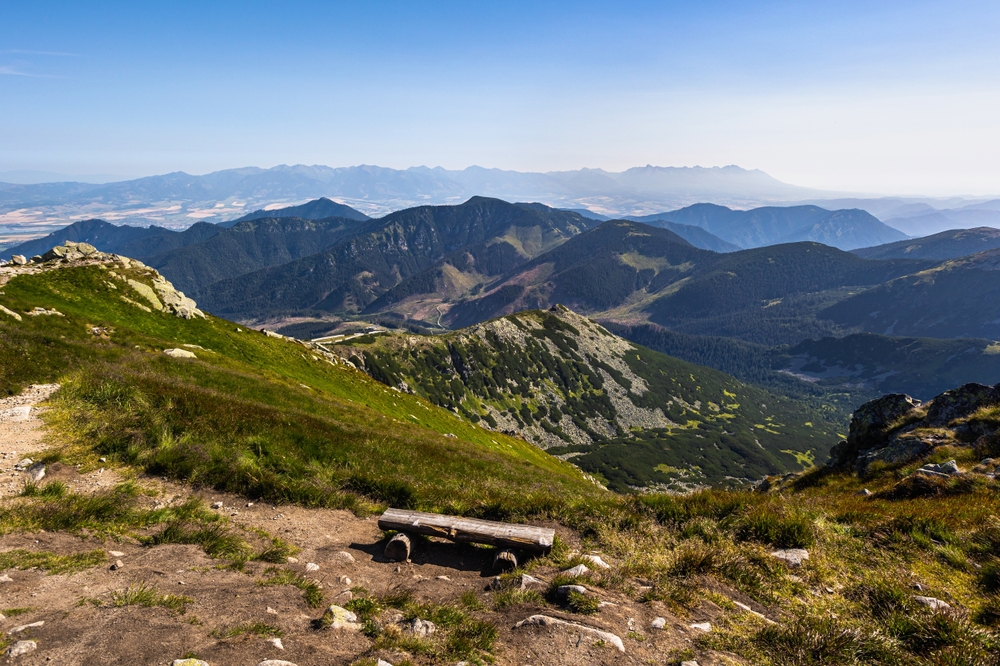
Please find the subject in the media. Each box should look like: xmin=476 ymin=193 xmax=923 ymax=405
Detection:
xmin=211 ymin=621 xmax=282 ymax=639
xmin=1 ymin=608 xmax=33 ymax=617
xmin=668 ymin=540 xmax=721 ymax=578
xmin=731 ymin=503 xmax=814 ymax=549
xmin=257 ymin=567 xmax=324 ymax=608
xmin=491 ymin=587 xmax=543 ymax=610
xmin=19 ymin=480 xmax=67 ymax=498
xmin=146 ymin=521 xmax=253 ymax=567
xmin=566 ymin=590 xmax=599 ymax=614
xmin=0 ymin=549 xmax=105 ymax=574
xmin=111 ymin=581 xmax=192 ymax=613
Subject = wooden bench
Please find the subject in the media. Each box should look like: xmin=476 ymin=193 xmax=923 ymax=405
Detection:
xmin=377 ymin=508 xmax=555 ymax=570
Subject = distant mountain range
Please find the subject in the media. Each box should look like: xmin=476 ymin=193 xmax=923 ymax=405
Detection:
xmin=852 ymin=227 xmax=1000 ymax=260
xmin=228 ymin=197 xmax=370 ymax=225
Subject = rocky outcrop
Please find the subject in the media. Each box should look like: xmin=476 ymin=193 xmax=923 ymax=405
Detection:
xmin=3 ymin=241 xmax=205 ymax=320
xmin=828 ymin=382 xmax=1000 ymax=476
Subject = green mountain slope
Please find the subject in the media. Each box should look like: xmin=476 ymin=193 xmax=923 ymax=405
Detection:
xmin=334 ymin=306 xmax=842 ymax=491
xmin=8 ymin=218 xmax=222 ymax=260
xmin=197 ymin=197 xmax=597 ymax=320
xmin=822 ymin=249 xmax=1000 ymax=339
xmin=146 ymin=215 xmax=368 ymax=294
xmin=852 ymin=226 xmax=1000 ymax=260
xmin=0 ymin=256 xmax=599 ymax=515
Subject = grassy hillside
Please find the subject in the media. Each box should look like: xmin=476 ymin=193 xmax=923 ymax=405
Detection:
xmin=335 ymin=306 xmax=842 ymax=491
xmin=0 ymin=261 xmax=602 ymax=516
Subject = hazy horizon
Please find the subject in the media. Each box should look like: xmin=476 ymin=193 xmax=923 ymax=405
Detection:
xmin=3 ymin=1 xmax=999 ymax=197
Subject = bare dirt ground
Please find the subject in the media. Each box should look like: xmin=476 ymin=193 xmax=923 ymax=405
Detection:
xmin=0 ymin=386 xmax=737 ymax=666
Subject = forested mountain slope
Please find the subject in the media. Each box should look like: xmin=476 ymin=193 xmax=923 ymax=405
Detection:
xmin=197 ymin=197 xmax=597 ymax=320
xmin=7 ymin=218 xmax=221 ymax=260
xmin=853 ymin=227 xmax=1000 ymax=260
xmin=229 ymin=196 xmax=370 ymax=225
xmin=334 ymin=306 xmax=841 ymax=491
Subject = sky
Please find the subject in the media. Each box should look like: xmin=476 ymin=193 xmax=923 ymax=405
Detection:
xmin=2 ymin=1 xmax=999 ymax=195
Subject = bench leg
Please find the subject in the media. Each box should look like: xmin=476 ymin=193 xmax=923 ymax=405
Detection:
xmin=385 ymin=532 xmax=412 ymax=561
xmin=493 ymin=548 xmax=518 ymax=571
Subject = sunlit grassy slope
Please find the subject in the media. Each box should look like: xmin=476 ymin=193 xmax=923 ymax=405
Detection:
xmin=0 ymin=263 xmax=604 ymax=516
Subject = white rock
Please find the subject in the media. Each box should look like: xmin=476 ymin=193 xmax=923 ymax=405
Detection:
xmin=339 ymin=575 xmax=352 ymax=584
xmin=286 ymin=556 xmax=299 ymax=564
xmin=557 ymin=584 xmax=588 ymax=596
xmin=651 ymin=617 xmax=667 ymax=629
xmin=334 ymin=551 xmax=355 ymax=563
xmin=770 ymin=548 xmax=810 ymax=568
xmin=172 ymin=660 xmax=210 ymax=666
xmin=163 ymin=348 xmax=197 ymax=359
xmin=435 ymin=575 xmax=450 ymax=581
xmin=377 ymin=660 xmax=394 ymax=666
xmin=581 ymin=554 xmax=611 ymax=569
xmin=7 ymin=641 xmax=36 ymax=657
xmin=681 ymin=662 xmax=700 ymax=666
xmin=7 ymin=621 xmax=43 ymax=634
xmin=269 ymin=637 xmax=284 ymax=649
xmin=13 ymin=459 xmax=32 ymax=471
xmin=27 ymin=463 xmax=45 ymax=482
xmin=733 ymin=600 xmax=777 ymax=624
xmin=411 ymin=617 xmax=437 ymax=637
xmin=305 ymin=562 xmax=320 ymax=571
xmin=257 ymin=661 xmax=298 ymax=666
xmin=915 ymin=596 xmax=951 ymax=611
xmin=515 ymin=614 xmax=625 ymax=653
xmin=562 ymin=564 xmax=590 ymax=577
xmin=520 ymin=574 xmax=545 ymax=589
xmin=108 ymin=550 xmax=125 ymax=557
xmin=321 ymin=604 xmax=360 ymax=630
xmin=266 ymin=606 xmax=279 ymax=614
xmin=0 ymin=574 xmax=12 ymax=582
xmin=689 ymin=622 xmax=711 ymax=632
xmin=211 ymin=501 xmax=224 ymax=509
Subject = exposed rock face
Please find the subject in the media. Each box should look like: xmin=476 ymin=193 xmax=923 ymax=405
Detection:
xmin=828 ymin=382 xmax=1000 ymax=476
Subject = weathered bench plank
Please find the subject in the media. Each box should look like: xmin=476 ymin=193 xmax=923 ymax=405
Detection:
xmin=377 ymin=508 xmax=555 ymax=554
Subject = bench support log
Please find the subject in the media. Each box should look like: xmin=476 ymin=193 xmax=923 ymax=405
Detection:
xmin=377 ymin=508 xmax=555 ymax=554
xmin=384 ymin=532 xmax=412 ymax=561
xmin=493 ymin=549 xmax=518 ymax=571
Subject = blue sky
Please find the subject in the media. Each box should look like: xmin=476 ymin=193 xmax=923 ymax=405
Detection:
xmin=2 ymin=1 xmax=999 ymax=194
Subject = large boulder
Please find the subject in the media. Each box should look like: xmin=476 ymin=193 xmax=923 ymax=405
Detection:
xmin=924 ymin=383 xmax=1000 ymax=426
xmin=827 ymin=393 xmax=921 ymax=469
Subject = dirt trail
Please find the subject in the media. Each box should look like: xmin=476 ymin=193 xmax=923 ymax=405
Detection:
xmin=0 ymin=386 xmax=732 ymax=665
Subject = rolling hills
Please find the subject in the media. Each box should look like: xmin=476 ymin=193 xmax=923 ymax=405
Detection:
xmin=631 ymin=203 xmax=907 ymax=250
xmin=334 ymin=306 xmax=841 ymax=491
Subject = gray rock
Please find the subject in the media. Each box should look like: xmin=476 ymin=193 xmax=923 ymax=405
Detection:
xmin=7 ymin=641 xmax=36 ymax=657
xmin=689 ymin=622 xmax=711 ymax=632
xmin=0 ymin=304 xmax=21 ymax=321
xmin=110 ymin=559 xmax=124 ymax=571
xmin=581 ymin=554 xmax=611 ymax=569
xmin=268 ymin=637 xmax=284 ymax=649
xmin=27 ymin=462 xmax=45 ymax=482
xmin=650 ymin=617 xmax=666 ymax=629
xmin=914 ymin=596 xmax=951 ymax=611
xmin=13 ymin=458 xmax=32 ymax=471
xmin=515 ymin=614 xmax=625 ymax=653
xmin=321 ymin=604 xmax=360 ymax=630
xmin=925 ymin=383 xmax=1000 ymax=426
xmin=211 ymin=501 xmax=224 ymax=509
xmin=410 ymin=617 xmax=437 ymax=637
xmin=557 ymin=584 xmax=588 ymax=597
xmin=376 ymin=660 xmax=394 ymax=666
xmin=172 ymin=660 xmax=210 ymax=666
xmin=562 ymin=564 xmax=590 ymax=577
xmin=305 ymin=562 xmax=320 ymax=572
xmin=334 ymin=551 xmax=355 ymax=563
xmin=856 ymin=434 xmax=934 ymax=474
xmin=10 ymin=255 xmax=27 ymax=266
xmin=519 ymin=574 xmax=545 ymax=589
xmin=770 ymin=549 xmax=810 ymax=567
xmin=681 ymin=662 xmax=700 ymax=666
xmin=257 ymin=661 xmax=298 ymax=666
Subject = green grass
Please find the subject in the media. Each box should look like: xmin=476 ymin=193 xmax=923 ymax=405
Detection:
xmin=211 ymin=621 xmax=283 ymax=639
xmin=257 ymin=566 xmax=325 ymax=608
xmin=0 ymin=548 xmax=105 ymax=574
xmin=111 ymin=581 xmax=192 ymax=613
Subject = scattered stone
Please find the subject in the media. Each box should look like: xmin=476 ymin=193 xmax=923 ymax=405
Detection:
xmin=287 ymin=556 xmax=299 ymax=564
xmin=377 ymin=660 xmax=393 ymax=666
xmin=914 ymin=596 xmax=951 ymax=611
xmin=269 ymin=637 xmax=284 ymax=649
xmin=410 ymin=618 xmax=437 ymax=637
xmin=651 ymin=617 xmax=666 ymax=630
xmin=164 ymin=348 xmax=197 ymax=359
xmin=0 ymin=304 xmax=21 ymax=321
xmin=305 ymin=562 xmax=320 ymax=572
xmin=266 ymin=607 xmax=279 ymax=614
xmin=257 ymin=661 xmax=298 ymax=666
xmin=557 ymin=584 xmax=588 ymax=597
xmin=13 ymin=459 xmax=32 ymax=471
xmin=320 ymin=604 xmax=360 ymax=630
xmin=581 ymin=554 xmax=611 ymax=569
xmin=27 ymin=462 xmax=45 ymax=482
xmin=339 ymin=575 xmax=352 ymax=585
xmin=211 ymin=501 xmax=224 ymax=509
xmin=7 ymin=641 xmax=36 ymax=657
xmin=734 ymin=600 xmax=777 ymax=624
xmin=689 ymin=622 xmax=711 ymax=632
xmin=519 ymin=574 xmax=545 ymax=589
xmin=25 ymin=307 xmax=63 ymax=317
xmin=681 ymin=662 xmax=700 ymax=666
xmin=435 ymin=575 xmax=450 ymax=581
xmin=913 ymin=583 xmax=924 ymax=591
xmin=770 ymin=549 xmax=810 ymax=568
xmin=334 ymin=551 xmax=355 ymax=563
xmin=110 ymin=559 xmax=124 ymax=571
xmin=172 ymin=660 xmax=209 ymax=666
xmin=8 ymin=621 xmax=44 ymax=634
xmin=515 ymin=614 xmax=625 ymax=653
xmin=562 ymin=564 xmax=590 ymax=577
xmin=10 ymin=255 xmax=27 ymax=266
xmin=916 ymin=460 xmax=960 ymax=477
xmin=857 ymin=488 xmax=873 ymax=496
xmin=0 ymin=574 xmax=12 ymax=583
